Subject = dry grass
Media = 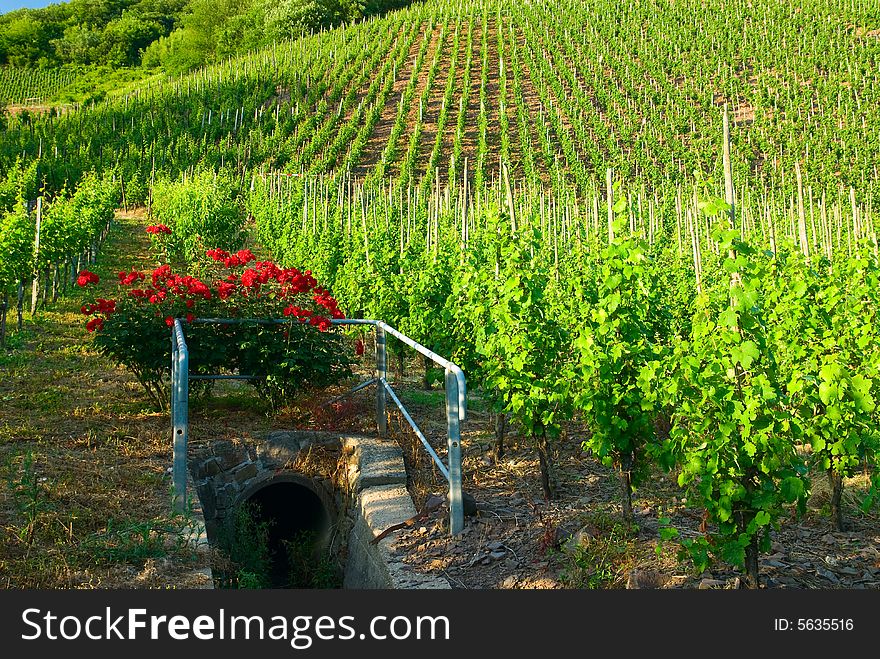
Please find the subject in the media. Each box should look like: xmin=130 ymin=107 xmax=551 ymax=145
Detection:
xmin=0 ymin=211 xmax=267 ymax=588
xmin=854 ymin=27 xmax=880 ymax=39
xmin=0 ymin=210 xmax=380 ymax=588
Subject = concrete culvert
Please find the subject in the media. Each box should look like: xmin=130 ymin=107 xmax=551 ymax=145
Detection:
xmin=234 ymin=476 xmax=339 ymax=588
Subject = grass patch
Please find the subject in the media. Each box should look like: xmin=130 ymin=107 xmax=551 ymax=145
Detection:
xmin=0 ymin=211 xmax=272 ymax=587
xmin=559 ymin=511 xmax=639 ymax=589
xmin=212 ymin=503 xmax=341 ymax=589
xmin=397 ymin=387 xmax=488 ymax=413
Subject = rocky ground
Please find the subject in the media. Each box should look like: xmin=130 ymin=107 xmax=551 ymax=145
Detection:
xmin=307 ymin=374 xmax=880 ymax=590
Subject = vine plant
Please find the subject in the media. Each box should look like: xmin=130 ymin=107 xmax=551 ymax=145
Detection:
xmin=570 ymin=184 xmax=668 ymax=524
xmin=662 ymin=207 xmax=810 ymax=588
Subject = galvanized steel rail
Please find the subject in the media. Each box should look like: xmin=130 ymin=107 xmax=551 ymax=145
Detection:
xmin=170 ymin=317 xmax=466 ymax=535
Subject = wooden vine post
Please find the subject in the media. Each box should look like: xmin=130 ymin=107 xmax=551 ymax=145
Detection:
xmin=30 ymin=197 xmax=42 ymax=315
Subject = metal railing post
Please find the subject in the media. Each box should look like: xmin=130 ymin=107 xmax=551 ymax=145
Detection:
xmin=445 ymin=368 xmax=463 ymax=535
xmin=167 ymin=317 xmax=467 ymax=534
xmin=376 ymin=324 xmax=387 ymax=436
xmin=170 ymin=329 xmax=178 ymax=507
xmin=170 ymin=328 xmax=177 ymax=433
xmin=171 ymin=321 xmax=189 ymax=513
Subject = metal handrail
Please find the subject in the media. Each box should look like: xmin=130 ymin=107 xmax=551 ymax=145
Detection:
xmin=170 ymin=317 xmax=466 ymax=535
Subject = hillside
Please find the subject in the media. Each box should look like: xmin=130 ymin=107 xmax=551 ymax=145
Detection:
xmin=0 ymin=0 xmax=876 ymax=199
xmin=1 ymin=0 xmax=879 ymax=593
xmin=0 ymin=0 xmax=412 ymax=70
xmin=0 ymin=0 xmax=412 ymax=106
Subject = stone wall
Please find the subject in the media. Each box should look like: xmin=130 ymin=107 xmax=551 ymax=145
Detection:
xmin=189 ymin=431 xmax=341 ymax=543
xmin=342 ymin=435 xmax=449 ymax=589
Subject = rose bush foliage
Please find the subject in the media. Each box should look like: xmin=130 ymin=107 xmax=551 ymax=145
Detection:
xmin=79 ymin=244 xmax=351 ymax=411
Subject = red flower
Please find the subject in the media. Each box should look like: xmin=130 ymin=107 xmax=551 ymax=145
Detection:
xmin=216 ymin=281 xmax=236 ymax=300
xmin=146 ymin=224 xmax=172 ymax=235
xmin=312 ymin=288 xmax=344 ymax=319
xmin=206 ymin=248 xmax=230 ymax=262
xmin=118 ymin=270 xmax=145 ymax=286
xmin=152 ymin=265 xmax=172 ymax=286
xmin=76 ymin=270 xmax=99 ymax=287
xmin=165 ymin=316 xmax=174 ymax=327
xmin=188 ymin=280 xmax=211 ymax=299
xmin=355 ymin=339 xmax=365 ymax=356
xmin=240 ymin=268 xmax=259 ymax=288
xmin=86 ymin=317 xmax=104 ymax=332
xmin=255 ymin=261 xmax=281 ymax=282
xmin=95 ymin=298 xmax=116 ymax=314
xmin=236 ymin=249 xmax=256 ymax=264
xmin=185 ymin=299 xmax=194 ymax=309
xmin=186 ymin=313 xmax=195 ymax=323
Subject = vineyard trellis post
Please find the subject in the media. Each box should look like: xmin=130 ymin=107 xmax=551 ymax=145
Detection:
xmin=30 ymin=197 xmax=41 ymax=315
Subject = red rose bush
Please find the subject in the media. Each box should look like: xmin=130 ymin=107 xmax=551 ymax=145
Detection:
xmin=82 ymin=248 xmax=352 ymax=411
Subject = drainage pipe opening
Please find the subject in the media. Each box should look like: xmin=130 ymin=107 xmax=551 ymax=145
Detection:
xmin=216 ymin=478 xmax=341 ymax=588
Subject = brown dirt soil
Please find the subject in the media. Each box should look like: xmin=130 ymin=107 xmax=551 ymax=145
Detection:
xmin=5 ymin=102 xmax=75 ymax=117
xmin=312 ymin=376 xmax=880 ymax=590
xmin=525 ymin=24 xmax=596 ymax=179
xmin=354 ymin=22 xmax=431 ymax=177
xmin=458 ymin=19 xmax=483 ymax=186
xmin=435 ymin=21 xmax=471 ymax=184
xmin=340 ymin=23 xmax=410 ymax=125
xmin=382 ymin=23 xmax=443 ymax=181
xmin=508 ymin=26 xmax=554 ymax=185
xmin=415 ymin=24 xmax=456 ymax=181
xmin=481 ymin=18 xmax=504 ymax=184
xmin=495 ymin=21 xmax=526 ymax=183
xmin=854 ymin=27 xmax=880 ymax=38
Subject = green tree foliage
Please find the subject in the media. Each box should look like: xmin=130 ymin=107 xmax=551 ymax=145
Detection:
xmin=766 ymin=246 xmax=880 ymax=530
xmin=142 ymin=0 xmax=407 ymax=73
xmin=662 ymin=225 xmax=810 ymax=589
xmin=0 ymin=199 xmax=32 ymax=295
xmin=468 ymin=216 xmax=572 ymax=500
xmin=0 ymin=159 xmax=40 ymax=295
xmin=0 ymin=0 xmax=186 ymax=68
xmin=0 ymin=12 xmax=60 ymax=67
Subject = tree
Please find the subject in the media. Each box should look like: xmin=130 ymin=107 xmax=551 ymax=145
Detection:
xmin=266 ymin=0 xmax=345 ymax=40
xmin=471 ymin=216 xmax=571 ymax=499
xmin=103 ymin=13 xmax=165 ymax=66
xmin=0 ymin=13 xmax=58 ymax=66
xmin=765 ymin=246 xmax=880 ymax=531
